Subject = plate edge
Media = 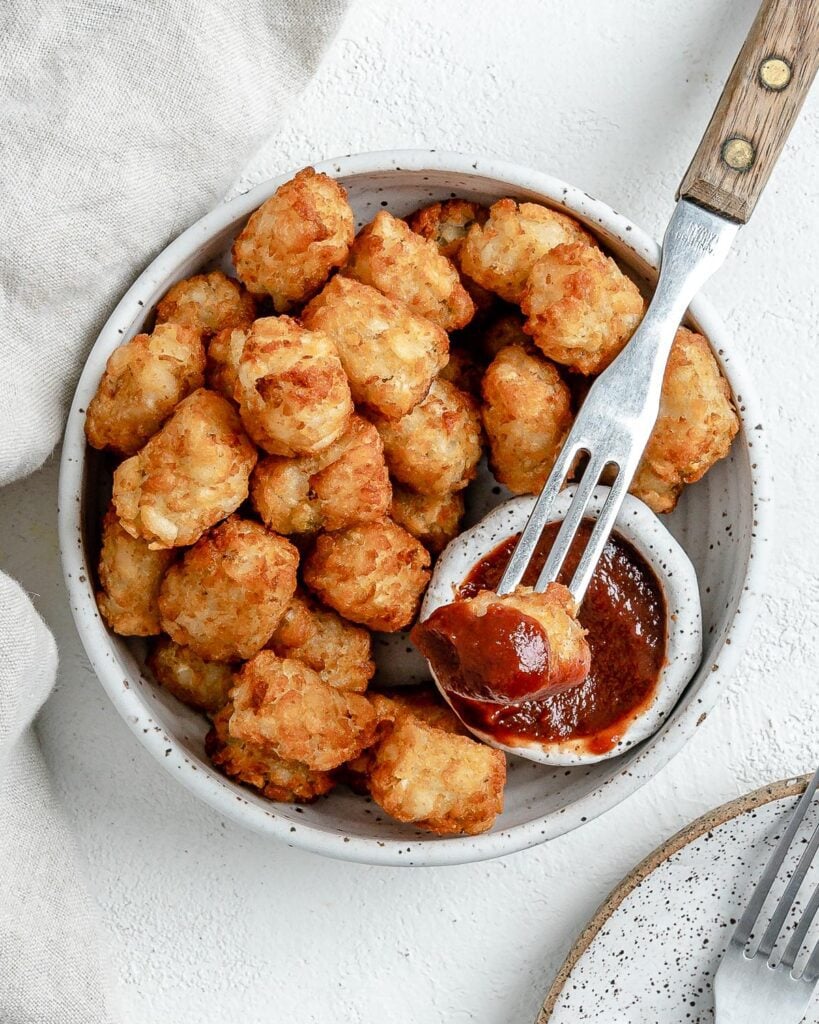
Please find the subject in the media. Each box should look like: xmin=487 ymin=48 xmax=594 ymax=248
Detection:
xmin=537 ymin=773 xmax=812 ymax=1023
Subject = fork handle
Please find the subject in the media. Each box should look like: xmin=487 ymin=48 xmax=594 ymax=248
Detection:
xmin=679 ymin=0 xmax=819 ymax=223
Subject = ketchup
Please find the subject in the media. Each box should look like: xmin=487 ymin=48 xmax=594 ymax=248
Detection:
xmin=427 ymin=520 xmax=667 ymax=755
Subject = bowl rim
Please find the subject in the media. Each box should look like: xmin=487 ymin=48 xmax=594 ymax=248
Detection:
xmin=57 ymin=148 xmax=773 ymax=866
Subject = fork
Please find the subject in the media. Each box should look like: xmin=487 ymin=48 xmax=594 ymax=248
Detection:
xmin=498 ymin=0 xmax=819 ymax=603
xmin=714 ymin=767 xmax=819 ymax=1024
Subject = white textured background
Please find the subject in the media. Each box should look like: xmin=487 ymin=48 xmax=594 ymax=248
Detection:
xmin=2 ymin=1 xmax=818 ymax=1021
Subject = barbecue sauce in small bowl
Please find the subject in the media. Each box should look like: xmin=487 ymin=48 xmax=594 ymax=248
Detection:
xmin=437 ymin=519 xmax=667 ymax=755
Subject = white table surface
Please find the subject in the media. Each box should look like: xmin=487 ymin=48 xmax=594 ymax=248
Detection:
xmin=2 ymin=1 xmax=818 ymax=1021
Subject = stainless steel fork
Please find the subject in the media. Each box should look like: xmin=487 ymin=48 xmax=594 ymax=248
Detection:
xmin=497 ymin=200 xmax=736 ymax=600
xmin=499 ymin=0 xmax=819 ymax=603
xmin=714 ymin=767 xmax=819 ymax=1024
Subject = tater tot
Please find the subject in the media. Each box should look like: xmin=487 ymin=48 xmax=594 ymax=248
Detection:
xmin=250 ymin=414 xmax=391 ymax=535
xmin=413 ymin=583 xmax=590 ymax=703
xmin=235 ymin=315 xmax=352 ymax=457
xmin=631 ymin=327 xmax=739 ymax=513
xmin=390 ymin=487 xmax=464 ymax=553
xmin=158 ymin=517 xmax=298 ymax=662
xmin=302 ymin=275 xmax=448 ymax=420
xmin=267 ymin=592 xmax=374 ymax=693
xmin=460 ymin=198 xmax=593 ymax=304
xmin=250 ymin=457 xmax=317 ymax=535
xmin=96 ymin=505 xmax=174 ymax=636
xmin=438 ymin=347 xmax=483 ymax=397
xmin=147 ymin=637 xmax=233 ymax=714
xmin=206 ymin=702 xmax=334 ymax=802
xmin=344 ymin=210 xmax=474 ymax=331
xmin=521 ymin=241 xmax=645 ymax=374
xmin=371 ymin=378 xmax=483 ymax=496
xmin=112 ymin=388 xmax=257 ymax=549
xmin=303 ymin=416 xmax=391 ymax=531
xmin=370 ymin=688 xmax=466 ymax=735
xmin=85 ymin=323 xmax=205 ymax=456
xmin=206 ymin=326 xmax=247 ymax=401
xmin=303 ymin=519 xmax=431 ymax=632
xmin=229 ymin=652 xmax=377 ymax=771
xmin=342 ymin=686 xmax=466 ymax=794
xmin=481 ymin=310 xmax=532 ymax=361
xmin=367 ymin=715 xmax=505 ymax=835
xmin=481 ymin=345 xmax=573 ymax=494
xmin=231 ymin=167 xmax=354 ymax=311
xmin=408 ymin=199 xmax=488 ymax=261
xmin=155 ymin=270 xmax=256 ymax=336
xmin=407 ymin=199 xmax=496 ymax=315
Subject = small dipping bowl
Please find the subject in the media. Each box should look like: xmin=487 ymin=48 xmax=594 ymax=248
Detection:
xmin=419 ymin=486 xmax=703 ymax=765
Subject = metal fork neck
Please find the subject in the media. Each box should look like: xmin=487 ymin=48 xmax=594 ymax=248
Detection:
xmin=595 ymin=200 xmax=739 ymax=415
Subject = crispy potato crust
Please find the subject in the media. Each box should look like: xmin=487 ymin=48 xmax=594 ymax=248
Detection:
xmin=302 ymin=275 xmax=449 ymax=420
xmin=85 ymin=323 xmax=205 ymax=456
xmin=438 ymin=347 xmax=483 ymax=397
xmin=206 ymin=702 xmax=334 ymax=802
xmin=521 ymin=241 xmax=645 ymax=374
xmin=408 ymin=199 xmax=488 ymax=261
xmin=481 ymin=344 xmax=573 ymax=494
xmin=206 ymin=326 xmax=247 ymax=401
xmin=147 ymin=637 xmax=233 ymax=714
xmin=303 ymin=518 xmax=431 ymax=632
xmin=481 ymin=310 xmax=532 ymax=361
xmin=112 ymin=388 xmax=257 ymax=548
xmin=250 ymin=456 xmax=318 ymax=535
xmin=235 ymin=315 xmax=353 ymax=457
xmin=367 ymin=715 xmax=505 ymax=835
xmin=631 ymin=327 xmax=739 ymax=513
xmin=344 ymin=210 xmax=475 ymax=331
xmin=250 ymin=414 xmax=391 ymax=535
xmin=341 ymin=686 xmax=465 ymax=793
xmin=155 ymin=270 xmax=256 ymax=336
xmin=229 ymin=652 xmax=377 ymax=771
xmin=460 ymin=199 xmax=593 ymax=304
xmin=407 ymin=199 xmax=496 ymax=314
xmin=369 ymin=688 xmax=466 ymax=735
xmin=231 ymin=167 xmax=354 ymax=311
xmin=371 ymin=378 xmax=483 ymax=496
xmin=389 ymin=487 xmax=464 ymax=554
xmin=158 ymin=516 xmax=298 ymax=662
xmin=267 ymin=592 xmax=375 ymax=693
xmin=96 ymin=506 xmax=175 ymax=636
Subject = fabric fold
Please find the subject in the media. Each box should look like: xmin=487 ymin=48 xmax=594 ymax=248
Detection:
xmin=0 ymin=0 xmax=351 ymax=1018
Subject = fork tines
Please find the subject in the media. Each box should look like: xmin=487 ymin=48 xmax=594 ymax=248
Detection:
xmin=496 ymin=435 xmax=630 ymax=603
xmin=733 ymin=767 xmax=819 ymax=978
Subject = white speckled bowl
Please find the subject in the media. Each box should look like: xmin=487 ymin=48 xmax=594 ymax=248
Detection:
xmin=57 ymin=150 xmax=772 ymax=866
xmin=420 ymin=487 xmax=703 ymax=765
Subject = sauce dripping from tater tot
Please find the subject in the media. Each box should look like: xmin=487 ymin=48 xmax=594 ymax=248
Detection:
xmin=448 ymin=520 xmax=666 ymax=754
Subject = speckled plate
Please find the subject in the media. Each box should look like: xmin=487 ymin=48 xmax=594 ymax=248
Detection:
xmin=539 ymin=774 xmax=819 ymax=1023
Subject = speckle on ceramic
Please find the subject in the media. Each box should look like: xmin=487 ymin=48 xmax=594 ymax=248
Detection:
xmin=57 ymin=151 xmax=771 ymax=867
xmin=540 ymin=775 xmax=818 ymax=1023
xmin=420 ymin=487 xmax=703 ymax=765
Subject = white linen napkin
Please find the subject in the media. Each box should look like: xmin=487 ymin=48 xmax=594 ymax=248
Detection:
xmin=0 ymin=2 xmax=350 ymax=1019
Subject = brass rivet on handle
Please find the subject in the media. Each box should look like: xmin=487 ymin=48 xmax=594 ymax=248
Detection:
xmin=721 ymin=136 xmax=755 ymax=172
xmin=759 ymin=56 xmax=792 ymax=91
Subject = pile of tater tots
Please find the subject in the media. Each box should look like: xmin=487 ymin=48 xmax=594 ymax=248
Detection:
xmin=86 ymin=166 xmax=739 ymax=836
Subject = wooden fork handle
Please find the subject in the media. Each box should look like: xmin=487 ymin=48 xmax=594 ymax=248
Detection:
xmin=679 ymin=0 xmax=819 ymax=223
